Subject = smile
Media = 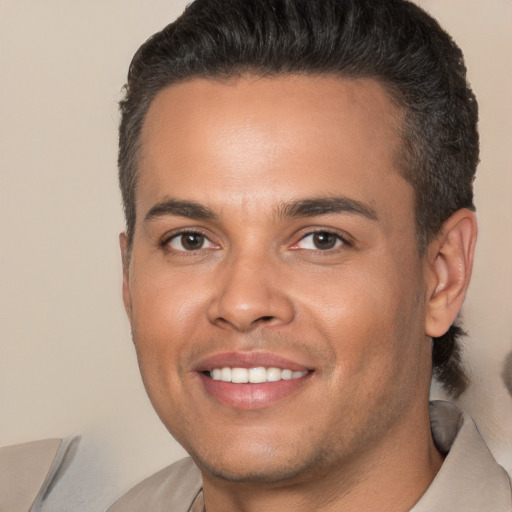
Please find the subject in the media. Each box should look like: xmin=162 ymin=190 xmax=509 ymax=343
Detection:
xmin=209 ymin=367 xmax=309 ymax=383
xmin=196 ymin=352 xmax=313 ymax=409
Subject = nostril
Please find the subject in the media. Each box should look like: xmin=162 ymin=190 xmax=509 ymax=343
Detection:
xmin=259 ymin=316 xmax=274 ymax=323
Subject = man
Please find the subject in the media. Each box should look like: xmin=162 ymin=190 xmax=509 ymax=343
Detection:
xmin=109 ymin=0 xmax=512 ymax=510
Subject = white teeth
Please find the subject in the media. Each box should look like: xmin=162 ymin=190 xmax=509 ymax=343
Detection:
xmin=281 ymin=369 xmax=293 ymax=380
xmin=209 ymin=367 xmax=308 ymax=383
xmin=248 ymin=367 xmax=267 ymax=383
xmin=231 ymin=368 xmax=249 ymax=383
xmin=220 ymin=367 xmax=232 ymax=382
xmin=266 ymin=367 xmax=282 ymax=382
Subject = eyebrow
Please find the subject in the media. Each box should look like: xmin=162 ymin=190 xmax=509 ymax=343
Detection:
xmin=144 ymin=195 xmax=378 ymax=223
xmin=277 ymin=196 xmax=378 ymax=221
xmin=144 ymin=198 xmax=217 ymax=222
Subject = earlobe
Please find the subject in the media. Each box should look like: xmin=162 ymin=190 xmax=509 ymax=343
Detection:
xmin=119 ymin=233 xmax=132 ymax=318
xmin=425 ymin=209 xmax=477 ymax=338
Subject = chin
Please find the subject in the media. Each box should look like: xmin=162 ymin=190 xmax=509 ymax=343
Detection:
xmin=188 ymin=442 xmax=328 ymax=485
xmin=196 ymin=459 xmax=316 ymax=485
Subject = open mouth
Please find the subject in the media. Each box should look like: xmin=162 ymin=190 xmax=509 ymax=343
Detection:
xmin=206 ymin=367 xmax=309 ymax=383
xmin=199 ymin=365 xmax=312 ymax=409
xmin=196 ymin=353 xmax=313 ymax=409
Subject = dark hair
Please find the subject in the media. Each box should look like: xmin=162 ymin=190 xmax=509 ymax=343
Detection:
xmin=118 ymin=0 xmax=478 ymax=396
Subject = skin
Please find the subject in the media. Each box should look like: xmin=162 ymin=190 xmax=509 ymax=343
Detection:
xmin=121 ymin=75 xmax=476 ymax=511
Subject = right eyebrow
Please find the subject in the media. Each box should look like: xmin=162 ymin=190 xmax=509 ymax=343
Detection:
xmin=144 ymin=198 xmax=217 ymax=222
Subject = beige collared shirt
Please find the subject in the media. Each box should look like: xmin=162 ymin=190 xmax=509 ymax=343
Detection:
xmin=107 ymin=401 xmax=512 ymax=511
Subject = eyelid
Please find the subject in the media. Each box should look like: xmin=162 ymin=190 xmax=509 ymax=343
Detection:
xmin=290 ymin=228 xmax=353 ymax=251
xmin=161 ymin=228 xmax=219 ymax=252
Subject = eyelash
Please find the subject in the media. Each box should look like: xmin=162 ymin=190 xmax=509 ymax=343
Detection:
xmin=161 ymin=229 xmax=218 ymax=253
xmin=161 ymin=227 xmax=352 ymax=255
xmin=292 ymin=229 xmax=352 ymax=252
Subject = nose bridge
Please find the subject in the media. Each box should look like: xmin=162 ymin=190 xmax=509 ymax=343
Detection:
xmin=207 ymin=244 xmax=294 ymax=331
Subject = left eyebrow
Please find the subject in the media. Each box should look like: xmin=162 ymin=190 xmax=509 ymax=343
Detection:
xmin=276 ymin=196 xmax=378 ymax=221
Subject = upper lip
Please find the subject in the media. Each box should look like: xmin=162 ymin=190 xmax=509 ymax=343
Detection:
xmin=194 ymin=351 xmax=311 ymax=372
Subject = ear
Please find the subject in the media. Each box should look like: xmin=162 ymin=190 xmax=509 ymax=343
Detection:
xmin=119 ymin=232 xmax=132 ymax=318
xmin=424 ymin=209 xmax=477 ymax=338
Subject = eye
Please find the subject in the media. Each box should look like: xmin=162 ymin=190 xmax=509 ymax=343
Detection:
xmin=166 ymin=232 xmax=217 ymax=252
xmin=295 ymin=231 xmax=345 ymax=250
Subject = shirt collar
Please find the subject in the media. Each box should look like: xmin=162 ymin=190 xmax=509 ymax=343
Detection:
xmin=410 ymin=400 xmax=511 ymax=511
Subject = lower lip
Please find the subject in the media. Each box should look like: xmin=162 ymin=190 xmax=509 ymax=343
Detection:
xmin=198 ymin=373 xmax=311 ymax=410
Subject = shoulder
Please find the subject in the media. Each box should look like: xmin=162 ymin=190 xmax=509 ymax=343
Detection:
xmin=107 ymin=457 xmax=202 ymax=512
xmin=412 ymin=400 xmax=512 ymax=512
xmin=0 ymin=436 xmax=79 ymax=512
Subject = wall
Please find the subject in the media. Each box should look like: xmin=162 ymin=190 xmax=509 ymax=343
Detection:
xmin=0 ymin=1 xmax=511 ymax=510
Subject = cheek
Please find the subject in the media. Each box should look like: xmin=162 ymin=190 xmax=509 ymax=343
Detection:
xmin=131 ymin=264 xmax=207 ymax=334
xmin=128 ymin=271 xmax=208 ymax=389
xmin=298 ymin=258 xmax=424 ymax=373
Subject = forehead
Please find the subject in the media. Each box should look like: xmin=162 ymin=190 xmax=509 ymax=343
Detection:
xmin=138 ymin=74 xmax=409 ymax=222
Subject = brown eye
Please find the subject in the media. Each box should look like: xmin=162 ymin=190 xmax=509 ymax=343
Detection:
xmin=295 ymin=231 xmax=344 ymax=251
xmin=167 ymin=232 xmax=214 ymax=251
xmin=312 ymin=232 xmax=338 ymax=249
xmin=181 ymin=233 xmax=204 ymax=250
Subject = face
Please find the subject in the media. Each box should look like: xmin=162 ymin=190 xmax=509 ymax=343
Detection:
xmin=122 ymin=75 xmax=434 ymax=486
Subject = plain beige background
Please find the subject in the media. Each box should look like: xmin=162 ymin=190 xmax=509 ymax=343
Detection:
xmin=1 ymin=1 xmax=511 ymax=510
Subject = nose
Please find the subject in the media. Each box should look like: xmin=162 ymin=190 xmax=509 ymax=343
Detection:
xmin=207 ymin=252 xmax=295 ymax=332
